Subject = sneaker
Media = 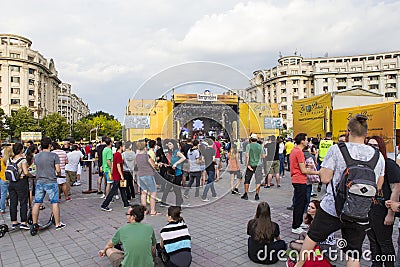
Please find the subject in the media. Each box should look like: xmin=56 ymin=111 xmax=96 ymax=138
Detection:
xmin=97 ymin=191 xmax=104 ymax=195
xmin=311 ymin=193 xmax=317 ymax=197
xmin=234 ymin=188 xmax=239 ymax=193
xmin=300 ymin=223 xmax=308 ymax=229
xmin=201 ymin=197 xmax=210 ymax=202
xmin=255 ymin=194 xmax=260 ymax=201
xmin=115 ymin=195 xmax=120 ymax=200
xmin=231 ymin=190 xmax=237 ymax=195
xmin=0 ymin=209 xmax=5 ymax=214
xmin=100 ymin=194 xmax=106 ymax=199
xmin=101 ymin=206 xmax=112 ymax=212
xmin=11 ymin=223 xmax=20 ymax=229
xmin=286 ymin=258 xmax=297 ymax=267
xmin=286 ymin=206 xmax=294 ymax=210
xmin=55 ymin=223 xmax=66 ymax=230
xmin=241 ymin=193 xmax=248 ymax=200
xmin=65 ymin=197 xmax=72 ymax=202
xmin=277 ymin=185 xmax=281 ymax=188
xmin=19 ymin=224 xmax=30 ymax=230
xmin=291 ymin=227 xmax=305 ymax=234
xmin=159 ymin=202 xmax=169 ymax=207
xmin=264 ymin=185 xmax=270 ymax=188
xmin=212 ymin=195 xmax=218 ymax=199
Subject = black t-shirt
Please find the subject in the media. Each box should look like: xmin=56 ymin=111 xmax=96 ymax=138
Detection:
xmin=247 ymin=220 xmax=280 ymax=264
xmin=382 ymin=158 xmax=400 ymax=200
xmin=96 ymin=144 xmax=107 ymax=164
xmin=264 ymin=142 xmax=279 ymax=161
xmin=203 ymin=147 xmax=216 ymax=172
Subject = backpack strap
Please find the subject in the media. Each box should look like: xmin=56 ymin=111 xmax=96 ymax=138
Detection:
xmin=338 ymin=142 xmax=358 ymax=167
xmin=364 ymin=148 xmax=380 ymax=170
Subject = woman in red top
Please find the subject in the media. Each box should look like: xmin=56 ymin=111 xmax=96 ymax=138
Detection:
xmin=100 ymin=141 xmax=130 ymax=211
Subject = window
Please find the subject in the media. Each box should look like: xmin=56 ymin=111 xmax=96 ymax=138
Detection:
xmin=304 ymin=88 xmax=307 ymax=93
xmin=338 ymin=86 xmax=346 ymax=90
xmin=29 ymin=79 xmax=34 ymax=85
xmin=281 ymin=81 xmax=286 ymax=85
xmin=323 ymin=86 xmax=328 ymax=92
xmin=29 ymin=68 xmax=35 ymax=75
xmin=369 ymin=84 xmax=379 ymax=90
xmin=303 ymin=80 xmax=307 ymax=85
xmin=29 ymin=101 xmax=35 ymax=107
xmin=11 ymin=88 xmax=20 ymax=94
xmin=280 ymin=71 xmax=286 ymax=75
xmin=353 ymin=77 xmax=362 ymax=81
xmin=11 ymin=99 xmax=20 ymax=105
xmin=390 ymin=64 xmax=396 ymax=68
xmin=302 ymin=71 xmax=306 ymax=74
xmin=10 ymin=53 xmax=20 ymax=58
xmin=29 ymin=89 xmax=34 ymax=96
xmin=293 ymin=80 xmax=298 ymax=85
xmin=337 ymin=78 xmax=346 ymax=83
xmin=11 ymin=77 xmax=20 ymax=83
xmin=28 ymin=56 xmax=35 ymax=61
xmin=281 ymin=89 xmax=286 ymax=94
xmin=293 ymin=96 xmax=299 ymax=100
xmin=385 ymin=92 xmax=397 ymax=98
xmin=369 ymin=76 xmax=379 ymax=81
xmin=282 ymin=105 xmax=287 ymax=111
xmin=10 ymin=65 xmax=20 ymax=72
xmin=311 ymin=88 xmax=314 ymax=94
xmin=293 ymin=88 xmax=298 ymax=93
xmin=291 ymin=70 xmax=298 ymax=75
xmin=321 ymin=68 xmax=329 ymax=72
xmin=281 ymin=97 xmax=287 ymax=102
xmin=282 ymin=114 xmax=287 ymax=119
xmin=323 ymin=78 xmax=328 ymax=82
xmin=388 ymin=74 xmax=397 ymax=79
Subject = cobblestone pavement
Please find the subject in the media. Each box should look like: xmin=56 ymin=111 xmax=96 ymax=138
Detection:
xmin=0 ymin=166 xmax=397 ymax=267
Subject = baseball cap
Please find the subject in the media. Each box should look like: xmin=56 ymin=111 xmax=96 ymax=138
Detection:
xmin=250 ymin=133 xmax=258 ymax=139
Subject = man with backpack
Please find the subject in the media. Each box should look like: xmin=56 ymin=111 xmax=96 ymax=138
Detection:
xmin=294 ymin=115 xmax=385 ymax=267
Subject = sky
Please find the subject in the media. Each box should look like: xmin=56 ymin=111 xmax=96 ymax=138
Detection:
xmin=1 ymin=0 xmax=400 ymax=121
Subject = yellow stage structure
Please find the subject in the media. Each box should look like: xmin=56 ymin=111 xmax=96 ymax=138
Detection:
xmin=125 ymin=92 xmax=280 ymax=141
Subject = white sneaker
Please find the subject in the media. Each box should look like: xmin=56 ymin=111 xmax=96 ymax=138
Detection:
xmin=300 ymin=223 xmax=308 ymax=229
xmin=100 ymin=194 xmax=106 ymax=199
xmin=291 ymin=227 xmax=305 ymax=234
xmin=115 ymin=195 xmax=120 ymax=200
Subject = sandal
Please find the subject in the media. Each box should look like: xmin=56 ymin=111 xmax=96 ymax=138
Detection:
xmin=39 ymin=205 xmax=45 ymax=210
xmin=149 ymin=212 xmax=162 ymax=216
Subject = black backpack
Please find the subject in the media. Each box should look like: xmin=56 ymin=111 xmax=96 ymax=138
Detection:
xmin=331 ymin=142 xmax=379 ymax=223
xmin=5 ymin=158 xmax=25 ymax=182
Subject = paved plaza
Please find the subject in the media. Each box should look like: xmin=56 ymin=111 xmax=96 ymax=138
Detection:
xmin=0 ymin=166 xmax=397 ymax=267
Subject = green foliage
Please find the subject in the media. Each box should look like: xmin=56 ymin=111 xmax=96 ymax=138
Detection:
xmin=0 ymin=108 xmax=7 ymax=140
xmin=72 ymin=112 xmax=122 ymax=141
xmin=41 ymin=113 xmax=70 ymax=141
xmin=8 ymin=107 xmax=37 ymax=139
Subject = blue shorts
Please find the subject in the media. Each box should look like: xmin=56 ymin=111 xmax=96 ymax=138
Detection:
xmin=105 ymin=171 xmax=113 ymax=184
xmin=34 ymin=182 xmax=59 ymax=204
xmin=138 ymin=175 xmax=156 ymax=193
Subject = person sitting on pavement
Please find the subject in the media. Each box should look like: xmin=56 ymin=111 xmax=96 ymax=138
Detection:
xmin=98 ymin=204 xmax=156 ymax=267
xmin=157 ymin=206 xmax=192 ymax=267
xmin=247 ymin=201 xmax=287 ymax=265
xmin=32 ymin=137 xmax=66 ymax=230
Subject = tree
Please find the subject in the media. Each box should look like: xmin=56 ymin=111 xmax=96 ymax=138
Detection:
xmin=0 ymin=108 xmax=7 ymax=141
xmin=8 ymin=106 xmax=37 ymax=139
xmin=84 ymin=111 xmax=115 ymax=121
xmin=41 ymin=113 xmax=70 ymax=141
xmin=72 ymin=119 xmax=94 ymax=141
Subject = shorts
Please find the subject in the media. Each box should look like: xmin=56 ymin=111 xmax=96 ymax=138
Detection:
xmin=244 ymin=165 xmax=263 ymax=184
xmin=109 ymin=250 xmax=124 ymax=267
xmin=215 ymin=158 xmax=221 ymax=165
xmin=77 ymin=164 xmax=82 ymax=175
xmin=200 ymin=165 xmax=206 ymax=171
xmin=34 ymin=182 xmax=59 ymax=204
xmin=105 ymin=171 xmax=113 ymax=184
xmin=138 ymin=175 xmax=156 ymax=193
xmin=229 ymin=170 xmax=242 ymax=179
xmin=265 ymin=160 xmax=280 ymax=175
xmin=307 ymin=208 xmax=368 ymax=258
xmin=57 ymin=178 xmax=67 ymax=185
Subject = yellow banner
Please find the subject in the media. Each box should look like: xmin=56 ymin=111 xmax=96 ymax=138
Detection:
xmin=332 ymin=102 xmax=395 ymax=152
xmin=239 ymin=103 xmax=279 ymax=139
xmin=396 ymin=103 xmax=400 ymax=130
xmin=293 ymin=94 xmax=332 ymax=138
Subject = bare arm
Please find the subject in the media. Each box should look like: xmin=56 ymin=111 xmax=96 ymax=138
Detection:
xmin=172 ymin=152 xmax=186 ymax=167
xmin=319 ymin=167 xmax=334 ymax=184
xmin=21 ymin=161 xmax=33 ymax=177
xmin=299 ymin=162 xmax=319 ymax=175
xmin=98 ymin=240 xmax=114 ymax=257
xmin=148 ymin=157 xmax=157 ymax=169
xmin=385 ymin=182 xmax=400 ymax=225
xmin=55 ymin=164 xmax=61 ymax=176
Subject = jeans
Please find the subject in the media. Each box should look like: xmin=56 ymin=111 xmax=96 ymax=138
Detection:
xmin=0 ymin=180 xmax=9 ymax=211
xmin=305 ymin=184 xmax=312 ymax=213
xmin=161 ymin=175 xmax=183 ymax=207
xmin=202 ymin=170 xmax=216 ymax=198
xmin=286 ymin=154 xmax=291 ymax=171
xmin=34 ymin=182 xmax=59 ymax=204
xmin=292 ymin=183 xmax=307 ymax=229
xmin=239 ymin=151 xmax=243 ymax=164
xmin=184 ymin=171 xmax=201 ymax=197
xmin=8 ymin=178 xmax=29 ymax=222
xmin=123 ymin=171 xmax=135 ymax=200
xmin=101 ymin=180 xmax=129 ymax=208
xmin=279 ymin=153 xmax=285 ymax=175
xmin=396 ymin=230 xmax=400 ymax=267
xmin=367 ymin=204 xmax=395 ymax=267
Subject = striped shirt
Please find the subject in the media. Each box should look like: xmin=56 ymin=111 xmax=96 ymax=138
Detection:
xmin=160 ymin=221 xmax=191 ymax=254
xmin=53 ymin=149 xmax=67 ymax=172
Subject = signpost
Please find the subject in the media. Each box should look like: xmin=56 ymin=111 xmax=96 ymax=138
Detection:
xmin=21 ymin=132 xmax=42 ymax=141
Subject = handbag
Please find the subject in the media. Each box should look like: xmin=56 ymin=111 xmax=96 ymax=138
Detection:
xmin=120 ymin=180 xmax=127 ymax=187
xmin=305 ymin=156 xmax=320 ymax=184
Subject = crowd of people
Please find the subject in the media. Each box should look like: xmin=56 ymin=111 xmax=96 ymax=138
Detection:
xmin=3 ymin=114 xmax=400 ymax=267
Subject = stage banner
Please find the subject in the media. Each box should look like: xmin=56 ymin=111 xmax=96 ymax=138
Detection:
xmin=293 ymin=93 xmax=332 ymax=138
xmin=332 ymin=102 xmax=395 ymax=152
xmin=396 ymin=103 xmax=400 ymax=130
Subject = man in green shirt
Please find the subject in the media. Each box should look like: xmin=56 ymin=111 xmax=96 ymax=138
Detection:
xmin=241 ymin=134 xmax=264 ymax=201
xmin=98 ymin=204 xmax=156 ymax=267
xmin=102 ymin=137 xmax=113 ymax=207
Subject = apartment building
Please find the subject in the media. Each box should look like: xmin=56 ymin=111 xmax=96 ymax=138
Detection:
xmin=247 ymin=51 xmax=400 ymax=128
xmin=0 ymin=34 xmax=60 ymax=119
xmin=58 ymin=83 xmax=90 ymax=124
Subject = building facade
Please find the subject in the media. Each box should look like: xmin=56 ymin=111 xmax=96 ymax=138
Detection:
xmin=0 ymin=34 xmax=61 ymax=119
xmin=247 ymin=51 xmax=400 ymax=128
xmin=58 ymin=83 xmax=90 ymax=124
